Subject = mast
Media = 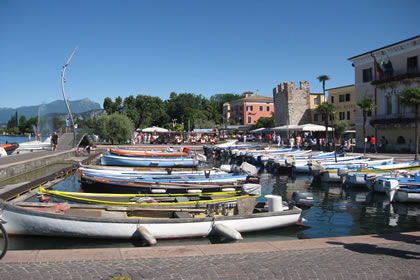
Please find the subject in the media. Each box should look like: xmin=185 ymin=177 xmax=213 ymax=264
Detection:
xmin=61 ymin=46 xmax=78 ymax=145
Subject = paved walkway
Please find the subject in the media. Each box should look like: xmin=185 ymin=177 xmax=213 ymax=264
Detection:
xmin=1 ymin=232 xmax=419 ymax=279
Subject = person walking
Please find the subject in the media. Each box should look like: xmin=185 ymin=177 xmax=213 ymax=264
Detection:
xmin=51 ymin=131 xmax=58 ymax=151
xmin=65 ymin=118 xmax=69 ymax=133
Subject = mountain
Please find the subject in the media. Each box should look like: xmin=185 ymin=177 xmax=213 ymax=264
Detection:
xmin=0 ymin=98 xmax=102 ymax=124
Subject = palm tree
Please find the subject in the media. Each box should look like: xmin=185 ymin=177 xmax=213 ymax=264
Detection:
xmin=356 ymin=99 xmax=375 ymax=154
xmin=317 ymin=75 xmax=330 ymax=100
xmin=316 ymin=103 xmax=336 ymax=152
xmin=400 ymin=88 xmax=420 ymax=160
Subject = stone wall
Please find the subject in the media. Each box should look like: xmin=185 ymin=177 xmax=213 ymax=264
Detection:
xmin=273 ymin=81 xmax=311 ymax=126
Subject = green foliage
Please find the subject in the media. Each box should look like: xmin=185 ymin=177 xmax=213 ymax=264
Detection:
xmin=316 ymin=102 xmax=336 ymax=138
xmin=255 ymin=116 xmax=274 ymax=129
xmin=317 ymin=75 xmax=330 ymax=95
xmin=194 ymin=118 xmax=215 ymax=129
xmin=7 ymin=115 xmax=17 ymax=129
xmin=335 ymin=121 xmax=349 ymax=140
xmin=356 ymin=98 xmax=375 ymax=112
xmin=103 ymin=96 xmax=123 ymax=115
xmin=400 ymin=88 xmax=420 ymax=108
xmin=91 ymin=114 xmax=134 ymax=144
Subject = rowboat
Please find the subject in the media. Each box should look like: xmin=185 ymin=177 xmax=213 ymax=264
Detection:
xmin=100 ymin=153 xmax=197 ymax=168
xmin=14 ymin=137 xmax=52 ymax=153
xmin=109 ymin=148 xmax=189 ymax=157
xmin=80 ymin=173 xmax=249 ymax=194
xmin=80 ymin=170 xmax=251 ymax=184
xmin=1 ymin=194 xmax=305 ymax=242
xmin=0 ymin=143 xmax=19 ymax=155
xmin=38 ymin=186 xmax=260 ymax=206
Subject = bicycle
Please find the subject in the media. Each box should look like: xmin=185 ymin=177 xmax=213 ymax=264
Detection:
xmin=0 ymin=207 xmax=9 ymax=260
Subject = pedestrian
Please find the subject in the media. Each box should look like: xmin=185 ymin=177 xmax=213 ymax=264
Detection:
xmin=380 ymin=136 xmax=388 ymax=152
xmin=141 ymin=134 xmax=145 ymax=144
xmin=370 ymin=135 xmax=377 ymax=153
xmin=277 ymin=135 xmax=281 ymax=147
xmin=51 ymin=131 xmax=58 ymax=151
xmin=296 ymin=135 xmax=302 ymax=148
xmin=65 ymin=118 xmax=70 ymax=133
xmin=289 ymin=136 xmax=295 ymax=148
xmin=268 ymin=133 xmax=272 ymax=144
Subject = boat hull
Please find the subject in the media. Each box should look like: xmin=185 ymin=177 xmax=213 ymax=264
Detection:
xmin=101 ymin=154 xmax=196 ymax=168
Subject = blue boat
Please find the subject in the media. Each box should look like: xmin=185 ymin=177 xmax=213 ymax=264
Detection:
xmin=100 ymin=153 xmax=197 ymax=168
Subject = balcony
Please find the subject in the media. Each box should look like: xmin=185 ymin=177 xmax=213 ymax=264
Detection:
xmin=371 ymin=70 xmax=420 ymax=86
xmin=370 ymin=112 xmax=416 ymax=126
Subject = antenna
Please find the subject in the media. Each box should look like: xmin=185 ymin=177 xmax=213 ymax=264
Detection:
xmin=61 ymin=45 xmax=78 ymax=146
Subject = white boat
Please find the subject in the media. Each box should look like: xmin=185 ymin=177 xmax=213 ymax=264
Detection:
xmin=14 ymin=137 xmax=52 ymax=153
xmin=1 ymin=195 xmax=304 ymax=242
xmin=384 ymin=179 xmax=420 ymax=203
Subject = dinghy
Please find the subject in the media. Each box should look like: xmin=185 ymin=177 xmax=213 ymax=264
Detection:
xmin=100 ymin=153 xmax=197 ymax=168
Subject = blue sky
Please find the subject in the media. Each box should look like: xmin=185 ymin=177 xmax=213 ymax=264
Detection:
xmin=1 ymin=0 xmax=419 ymax=108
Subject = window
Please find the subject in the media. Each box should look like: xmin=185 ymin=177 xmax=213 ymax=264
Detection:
xmin=314 ymin=97 xmax=320 ymax=106
xmin=248 ymin=116 xmax=252 ymax=123
xmin=266 ymin=106 xmax=270 ymax=111
xmin=347 ymin=111 xmax=351 ymax=120
xmin=314 ymin=113 xmax=319 ymax=122
xmin=386 ymin=95 xmax=392 ymax=115
xmin=321 ymin=115 xmax=325 ymax=121
xmin=407 ymin=56 xmax=418 ymax=73
xmin=339 ymin=112 xmax=345 ymax=120
xmin=329 ymin=115 xmax=335 ymax=121
xmin=339 ymin=95 xmax=345 ymax=102
xmin=246 ymin=106 xmax=253 ymax=111
xmin=259 ymin=106 xmax=263 ymax=111
xmin=331 ymin=96 xmax=334 ymax=103
xmin=363 ymin=68 xmax=372 ymax=82
xmin=345 ymin=94 xmax=350 ymax=102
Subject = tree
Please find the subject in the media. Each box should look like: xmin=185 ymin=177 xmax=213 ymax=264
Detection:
xmin=103 ymin=96 xmax=123 ymax=115
xmin=123 ymin=94 xmax=168 ymax=129
xmin=317 ymin=75 xmax=330 ymax=100
xmin=400 ymin=88 xmax=420 ymax=160
xmin=255 ymin=116 xmax=274 ymax=129
xmin=335 ymin=121 xmax=350 ymax=145
xmin=106 ymin=113 xmax=134 ymax=144
xmin=356 ymin=98 xmax=375 ymax=154
xmin=18 ymin=115 xmax=27 ymax=134
xmin=316 ymin=103 xmax=336 ymax=140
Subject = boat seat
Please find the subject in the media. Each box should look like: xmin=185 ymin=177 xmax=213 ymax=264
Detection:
xmin=101 ymin=211 xmax=127 ymax=219
xmin=64 ymin=209 xmax=102 ymax=218
xmin=175 ymin=197 xmax=190 ymax=203
xmin=174 ymin=211 xmax=193 ymax=218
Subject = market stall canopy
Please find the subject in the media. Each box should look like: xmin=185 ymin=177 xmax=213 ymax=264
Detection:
xmin=250 ymin=127 xmax=271 ymax=133
xmin=140 ymin=126 xmax=169 ymax=133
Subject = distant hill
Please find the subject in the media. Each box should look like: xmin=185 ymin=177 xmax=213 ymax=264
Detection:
xmin=0 ymin=98 xmax=102 ymax=124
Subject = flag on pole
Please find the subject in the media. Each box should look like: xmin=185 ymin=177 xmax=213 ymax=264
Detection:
xmin=374 ymin=55 xmax=384 ymax=80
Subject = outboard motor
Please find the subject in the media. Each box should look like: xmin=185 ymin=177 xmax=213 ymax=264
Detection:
xmin=290 ymin=192 xmax=315 ymax=210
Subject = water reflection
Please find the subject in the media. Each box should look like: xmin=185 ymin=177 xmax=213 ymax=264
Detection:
xmin=10 ymin=169 xmax=420 ymax=250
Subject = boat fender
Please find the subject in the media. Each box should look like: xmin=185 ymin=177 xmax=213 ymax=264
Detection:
xmin=212 ymin=223 xmax=243 ymax=241
xmin=337 ymin=168 xmax=348 ymax=177
xmin=137 ymin=225 xmax=157 ymax=246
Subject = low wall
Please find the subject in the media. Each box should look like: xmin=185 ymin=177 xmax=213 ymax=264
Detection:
xmin=0 ymin=150 xmax=75 ymax=182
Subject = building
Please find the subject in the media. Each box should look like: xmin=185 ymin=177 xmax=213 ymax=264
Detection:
xmin=223 ymin=91 xmax=274 ymax=125
xmin=348 ymin=36 xmax=420 ymax=152
xmin=273 ymin=81 xmax=312 ymax=126
xmin=309 ymin=93 xmax=325 ymax=124
xmin=325 ymin=85 xmax=356 ymax=129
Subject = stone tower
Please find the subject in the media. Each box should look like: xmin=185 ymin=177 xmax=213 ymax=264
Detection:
xmin=273 ymin=81 xmax=311 ymax=127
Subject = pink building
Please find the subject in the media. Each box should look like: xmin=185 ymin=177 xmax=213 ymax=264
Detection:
xmin=224 ymin=92 xmax=274 ymax=125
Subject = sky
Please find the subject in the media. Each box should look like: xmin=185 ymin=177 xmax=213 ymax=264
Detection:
xmin=0 ymin=0 xmax=419 ymax=108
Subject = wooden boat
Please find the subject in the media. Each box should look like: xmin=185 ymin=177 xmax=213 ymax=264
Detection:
xmin=80 ymin=174 xmax=249 ymax=194
xmin=15 ymin=137 xmax=52 ymax=153
xmin=79 ymin=164 xmax=229 ymax=177
xmin=38 ymin=187 xmax=259 ymax=206
xmin=110 ymin=148 xmax=188 ymax=157
xmin=1 ymin=196 xmax=304 ymax=242
xmin=0 ymin=143 xmax=19 ymax=155
xmin=100 ymin=153 xmax=197 ymax=168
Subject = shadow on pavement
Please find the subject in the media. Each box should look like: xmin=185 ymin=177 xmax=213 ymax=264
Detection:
xmin=327 ymin=241 xmax=420 ymax=260
xmin=373 ymin=232 xmax=420 ymax=245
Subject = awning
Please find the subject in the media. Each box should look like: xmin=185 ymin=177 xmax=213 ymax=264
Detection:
xmin=140 ymin=126 xmax=169 ymax=133
xmin=250 ymin=127 xmax=271 ymax=133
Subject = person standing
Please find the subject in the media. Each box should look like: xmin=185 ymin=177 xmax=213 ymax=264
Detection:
xmin=65 ymin=118 xmax=70 ymax=133
xmin=370 ymin=135 xmax=377 ymax=153
xmin=51 ymin=132 xmax=58 ymax=151
xmin=268 ymin=133 xmax=272 ymax=144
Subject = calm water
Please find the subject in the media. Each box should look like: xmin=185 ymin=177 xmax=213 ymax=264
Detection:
xmin=0 ymin=135 xmax=48 ymax=144
xmin=7 ymin=170 xmax=420 ymax=250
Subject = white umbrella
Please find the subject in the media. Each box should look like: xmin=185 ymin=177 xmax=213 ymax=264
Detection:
xmin=271 ymin=125 xmax=300 ymax=131
xmin=141 ymin=126 xmax=169 ymax=133
xmin=297 ymin=124 xmax=334 ymax=132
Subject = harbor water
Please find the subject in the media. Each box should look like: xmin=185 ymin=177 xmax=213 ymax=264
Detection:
xmin=7 ymin=168 xmax=420 ymax=250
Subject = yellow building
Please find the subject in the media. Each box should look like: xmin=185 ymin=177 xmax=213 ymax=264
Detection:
xmin=309 ymin=93 xmax=325 ymax=124
xmin=326 ymin=85 xmax=356 ymax=129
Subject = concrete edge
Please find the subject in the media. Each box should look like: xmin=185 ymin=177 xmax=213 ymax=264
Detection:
xmin=1 ymin=231 xmax=419 ymax=263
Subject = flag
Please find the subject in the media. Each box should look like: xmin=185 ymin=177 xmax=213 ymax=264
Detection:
xmin=374 ymin=56 xmax=384 ymax=80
